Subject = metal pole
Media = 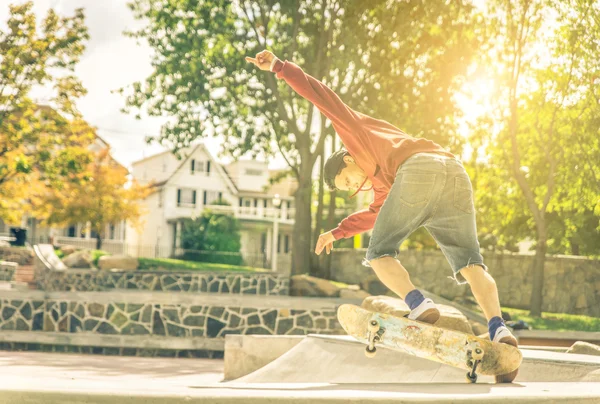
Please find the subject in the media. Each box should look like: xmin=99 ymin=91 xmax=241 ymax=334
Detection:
xmin=272 ymin=211 xmax=279 ymax=272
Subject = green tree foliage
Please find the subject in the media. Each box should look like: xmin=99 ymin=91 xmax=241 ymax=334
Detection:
xmin=179 ymin=199 xmax=243 ymax=265
xmin=0 ymin=2 xmax=92 ymax=223
xmin=123 ymin=0 xmax=484 ymax=274
xmin=466 ymin=0 xmax=600 ymax=315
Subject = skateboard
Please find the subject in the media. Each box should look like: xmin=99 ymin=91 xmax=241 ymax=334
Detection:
xmin=337 ymin=304 xmax=522 ymax=383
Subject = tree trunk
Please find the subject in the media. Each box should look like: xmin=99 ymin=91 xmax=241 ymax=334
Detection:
xmin=292 ymin=162 xmax=313 ymax=275
xmin=310 ymin=150 xmax=326 ymax=277
xmin=96 ymin=234 xmax=103 ymax=250
xmin=529 ymin=223 xmax=547 ymax=317
xmin=323 ymin=135 xmax=338 ymax=279
xmin=570 ymin=239 xmax=580 ymax=256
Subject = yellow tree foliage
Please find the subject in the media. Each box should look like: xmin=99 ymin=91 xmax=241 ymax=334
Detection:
xmin=40 ymin=148 xmax=152 ymax=249
xmin=0 ymin=2 xmax=91 ymax=224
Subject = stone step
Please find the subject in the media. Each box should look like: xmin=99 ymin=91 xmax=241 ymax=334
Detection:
xmin=14 ymin=265 xmax=35 ymax=284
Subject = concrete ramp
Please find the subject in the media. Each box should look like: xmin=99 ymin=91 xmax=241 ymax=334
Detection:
xmin=235 ymin=335 xmax=600 ymax=384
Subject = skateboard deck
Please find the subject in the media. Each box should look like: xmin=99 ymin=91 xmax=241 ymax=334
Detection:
xmin=337 ymin=304 xmax=522 ymax=383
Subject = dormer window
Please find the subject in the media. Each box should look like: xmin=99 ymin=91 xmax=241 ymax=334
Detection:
xmin=192 ymin=159 xmax=208 ymax=174
xmin=245 ymin=168 xmax=262 ymax=176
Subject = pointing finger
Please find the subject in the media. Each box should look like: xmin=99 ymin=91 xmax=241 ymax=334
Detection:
xmin=245 ymin=56 xmax=257 ymax=64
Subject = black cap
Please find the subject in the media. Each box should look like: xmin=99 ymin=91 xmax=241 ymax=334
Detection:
xmin=324 ymin=149 xmax=349 ymax=190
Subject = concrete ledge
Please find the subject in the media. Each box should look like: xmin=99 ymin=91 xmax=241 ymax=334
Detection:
xmin=0 ymin=289 xmax=362 ymax=308
xmin=515 ymin=330 xmax=600 ymax=347
xmin=0 ymin=331 xmax=224 ymax=350
xmin=224 ymin=335 xmax=304 ymax=380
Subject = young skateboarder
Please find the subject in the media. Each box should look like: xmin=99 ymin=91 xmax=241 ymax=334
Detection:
xmin=247 ymin=50 xmax=519 ymax=382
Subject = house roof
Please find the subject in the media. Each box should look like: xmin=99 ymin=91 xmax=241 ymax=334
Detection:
xmin=147 ymin=143 xmax=239 ymax=195
xmin=131 ymin=149 xmax=173 ymax=166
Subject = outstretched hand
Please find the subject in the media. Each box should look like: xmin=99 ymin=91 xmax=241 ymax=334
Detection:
xmin=315 ymin=231 xmax=336 ymax=255
xmin=245 ymin=50 xmax=277 ymax=71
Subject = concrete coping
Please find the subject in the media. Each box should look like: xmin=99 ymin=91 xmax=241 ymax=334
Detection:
xmin=514 ymin=329 xmax=600 ymax=341
xmin=55 ymin=268 xmax=289 ymax=277
xmin=0 ymin=288 xmax=362 ymax=309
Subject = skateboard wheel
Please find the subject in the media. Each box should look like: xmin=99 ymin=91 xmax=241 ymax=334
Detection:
xmin=472 ymin=348 xmax=484 ymax=361
xmin=368 ymin=320 xmax=380 ymax=333
xmin=365 ymin=346 xmax=377 ymax=358
xmin=466 ymin=371 xmax=478 ymax=383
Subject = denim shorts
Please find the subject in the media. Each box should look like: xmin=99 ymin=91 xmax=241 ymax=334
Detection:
xmin=364 ymin=153 xmax=487 ymax=285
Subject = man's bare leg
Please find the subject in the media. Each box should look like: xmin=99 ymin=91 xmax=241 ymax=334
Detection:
xmin=369 ymin=256 xmax=440 ymax=323
xmin=460 ymin=264 xmax=519 ymax=382
xmin=369 ymin=256 xmax=417 ymax=299
xmin=459 ymin=265 xmax=502 ymax=321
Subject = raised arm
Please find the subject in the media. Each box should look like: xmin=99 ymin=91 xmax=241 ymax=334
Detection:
xmin=246 ymin=50 xmax=361 ymax=134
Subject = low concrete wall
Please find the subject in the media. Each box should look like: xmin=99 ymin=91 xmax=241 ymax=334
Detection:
xmin=0 ymin=289 xmax=357 ymax=356
xmin=320 ymin=249 xmax=600 ymax=317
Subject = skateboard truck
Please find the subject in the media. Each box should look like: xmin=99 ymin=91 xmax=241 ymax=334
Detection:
xmin=365 ymin=319 xmax=384 ymax=358
xmin=465 ymin=346 xmax=484 ymax=383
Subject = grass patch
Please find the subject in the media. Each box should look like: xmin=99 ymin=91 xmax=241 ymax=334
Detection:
xmin=503 ymin=307 xmax=600 ymax=332
xmin=330 ymin=280 xmax=353 ymax=289
xmin=91 ymin=250 xmax=110 ymax=266
xmin=137 ymin=257 xmax=269 ymax=273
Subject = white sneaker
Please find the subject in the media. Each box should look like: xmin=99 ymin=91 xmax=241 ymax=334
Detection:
xmin=492 ymin=325 xmax=519 ymax=383
xmin=492 ymin=326 xmax=518 ymax=344
xmin=406 ymin=298 xmax=440 ymax=324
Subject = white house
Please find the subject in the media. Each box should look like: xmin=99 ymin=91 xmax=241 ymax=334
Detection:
xmin=0 ymin=128 xmax=129 ymax=248
xmin=126 ymin=144 xmax=297 ymax=270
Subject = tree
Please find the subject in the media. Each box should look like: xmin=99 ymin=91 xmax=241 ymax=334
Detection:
xmin=179 ymin=198 xmax=243 ymax=265
xmin=40 ymin=148 xmax=151 ymax=249
xmin=123 ymin=0 xmax=484 ymax=274
xmin=0 ymin=2 xmax=92 ymax=223
xmin=468 ymin=0 xmax=600 ymax=315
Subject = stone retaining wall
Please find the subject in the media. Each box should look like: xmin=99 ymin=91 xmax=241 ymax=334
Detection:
xmin=0 ymin=290 xmax=348 ymax=356
xmin=36 ymin=270 xmax=289 ymax=295
xmin=319 ymin=249 xmax=600 ymax=317
xmin=0 ymin=246 xmax=33 ymax=266
xmin=0 ymin=261 xmax=16 ymax=282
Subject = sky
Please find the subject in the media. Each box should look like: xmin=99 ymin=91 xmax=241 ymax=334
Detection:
xmin=0 ymin=0 xmax=288 ymax=170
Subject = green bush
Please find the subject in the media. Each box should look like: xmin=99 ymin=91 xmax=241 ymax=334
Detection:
xmin=91 ymin=250 xmax=109 ymax=266
xmin=180 ymin=199 xmax=243 ymax=266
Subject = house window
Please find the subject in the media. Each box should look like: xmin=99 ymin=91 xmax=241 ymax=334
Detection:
xmin=109 ymin=224 xmax=116 ymax=240
xmin=277 ymin=234 xmax=281 ymax=253
xmin=244 ymin=200 xmax=251 ymax=207
xmin=206 ymin=161 xmax=211 ymax=176
xmin=261 ymin=233 xmax=266 ymax=253
xmin=68 ymin=226 xmax=76 ymax=237
xmin=194 ymin=160 xmax=205 ymax=172
xmin=204 ymin=190 xmax=220 ymax=205
xmin=177 ymin=188 xmax=196 ymax=207
xmin=245 ymin=168 xmax=262 ymax=176
xmin=284 ymin=235 xmax=290 ymax=253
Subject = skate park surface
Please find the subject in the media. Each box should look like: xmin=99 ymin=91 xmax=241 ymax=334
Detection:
xmin=0 ymin=334 xmax=599 ymax=403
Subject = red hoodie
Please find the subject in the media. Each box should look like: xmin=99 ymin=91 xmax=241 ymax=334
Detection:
xmin=272 ymin=59 xmax=454 ymax=240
